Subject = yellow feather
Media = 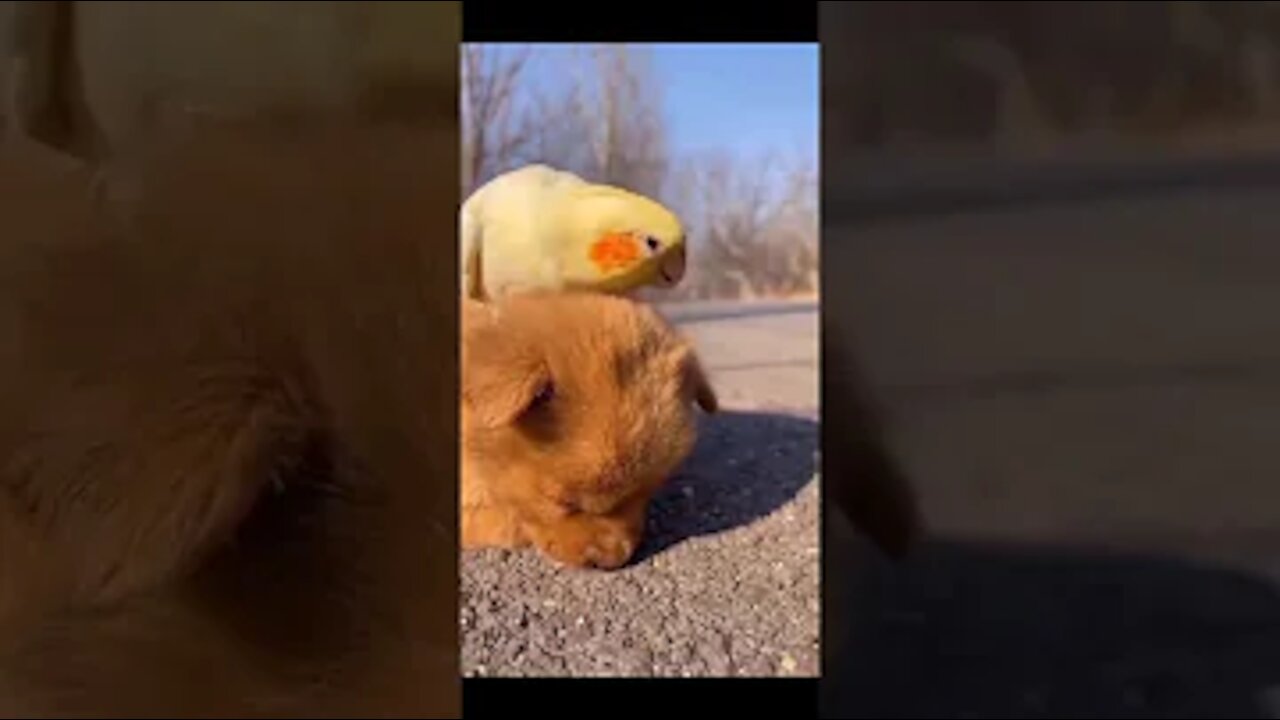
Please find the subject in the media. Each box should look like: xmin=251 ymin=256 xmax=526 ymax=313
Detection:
xmin=460 ymin=164 xmax=686 ymax=301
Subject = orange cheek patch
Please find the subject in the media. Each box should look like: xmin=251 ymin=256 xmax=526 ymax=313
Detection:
xmin=588 ymin=233 xmax=642 ymax=272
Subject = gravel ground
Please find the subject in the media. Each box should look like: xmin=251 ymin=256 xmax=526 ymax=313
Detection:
xmin=461 ymin=302 xmax=820 ymax=678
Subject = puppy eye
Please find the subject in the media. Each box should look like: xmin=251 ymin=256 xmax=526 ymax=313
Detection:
xmin=644 ymin=236 xmax=660 ymax=252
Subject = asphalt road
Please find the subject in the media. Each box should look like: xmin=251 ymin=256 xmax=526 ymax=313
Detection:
xmin=461 ymin=299 xmax=820 ymax=678
xmin=823 ymin=180 xmax=1280 ymax=718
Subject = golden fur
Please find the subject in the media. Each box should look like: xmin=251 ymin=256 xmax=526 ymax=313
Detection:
xmin=0 ymin=112 xmax=460 ymax=717
xmin=460 ymin=292 xmax=717 ymax=570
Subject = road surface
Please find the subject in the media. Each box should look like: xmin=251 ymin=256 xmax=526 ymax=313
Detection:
xmin=823 ymin=176 xmax=1280 ymax=718
xmin=461 ymin=299 xmax=820 ymax=678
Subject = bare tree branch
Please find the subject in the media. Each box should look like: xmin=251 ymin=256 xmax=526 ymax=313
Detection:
xmin=460 ymin=44 xmax=534 ymax=193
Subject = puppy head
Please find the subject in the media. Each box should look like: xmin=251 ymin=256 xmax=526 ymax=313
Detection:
xmin=462 ymin=292 xmax=717 ymax=570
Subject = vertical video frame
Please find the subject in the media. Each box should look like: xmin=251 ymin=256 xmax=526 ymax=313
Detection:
xmin=459 ymin=41 xmax=822 ymax=680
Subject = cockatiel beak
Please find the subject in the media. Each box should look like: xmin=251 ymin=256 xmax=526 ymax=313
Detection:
xmin=655 ymin=244 xmax=686 ymax=287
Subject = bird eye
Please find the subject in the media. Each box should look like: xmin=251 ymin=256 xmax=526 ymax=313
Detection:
xmin=645 ymin=236 xmax=661 ymax=252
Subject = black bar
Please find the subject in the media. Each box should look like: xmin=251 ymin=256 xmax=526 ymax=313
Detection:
xmin=463 ymin=2 xmax=817 ymax=43
xmin=463 ymin=677 xmax=818 ymax=716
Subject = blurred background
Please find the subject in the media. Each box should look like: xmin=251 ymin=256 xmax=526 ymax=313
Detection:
xmin=822 ymin=2 xmax=1280 ymax=717
xmin=826 ymin=1 xmax=1280 ymax=155
xmin=0 ymin=1 xmax=454 ymax=163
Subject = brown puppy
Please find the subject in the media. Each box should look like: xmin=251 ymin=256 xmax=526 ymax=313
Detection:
xmin=0 ymin=112 xmax=460 ymax=717
xmin=460 ymin=292 xmax=718 ymax=570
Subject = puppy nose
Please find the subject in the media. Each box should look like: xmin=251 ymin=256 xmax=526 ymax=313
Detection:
xmin=582 ymin=536 xmax=636 ymax=570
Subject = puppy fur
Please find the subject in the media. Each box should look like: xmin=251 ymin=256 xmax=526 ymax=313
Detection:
xmin=460 ymin=292 xmax=718 ymax=570
xmin=0 ymin=111 xmax=460 ymax=717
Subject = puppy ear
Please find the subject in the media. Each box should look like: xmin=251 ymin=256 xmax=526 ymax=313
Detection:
xmin=683 ymin=351 xmax=719 ymax=414
xmin=4 ymin=371 xmax=309 ymax=609
xmin=823 ymin=340 xmax=923 ymax=560
xmin=461 ymin=317 xmax=549 ymax=428
xmin=463 ymin=363 xmax=549 ymax=428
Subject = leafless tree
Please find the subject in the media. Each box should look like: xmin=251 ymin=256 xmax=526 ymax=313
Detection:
xmin=460 ymin=44 xmax=535 ymax=194
xmin=517 ymin=45 xmax=669 ymax=200
xmin=665 ymin=150 xmax=818 ymax=301
xmin=580 ymin=44 xmax=669 ymax=199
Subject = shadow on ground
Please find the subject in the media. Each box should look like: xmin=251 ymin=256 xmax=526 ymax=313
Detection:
xmin=823 ymin=534 xmax=1280 ymax=719
xmin=633 ymin=409 xmax=818 ymax=563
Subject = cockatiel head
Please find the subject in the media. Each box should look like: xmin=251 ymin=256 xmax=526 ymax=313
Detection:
xmin=558 ymin=182 xmax=687 ymax=294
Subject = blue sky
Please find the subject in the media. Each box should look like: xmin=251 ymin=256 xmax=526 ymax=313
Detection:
xmin=483 ymin=43 xmax=819 ymax=165
xmin=647 ymin=43 xmax=819 ymax=161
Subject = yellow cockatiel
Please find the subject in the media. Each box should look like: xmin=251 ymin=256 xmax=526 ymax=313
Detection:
xmin=460 ymin=164 xmax=687 ymax=301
